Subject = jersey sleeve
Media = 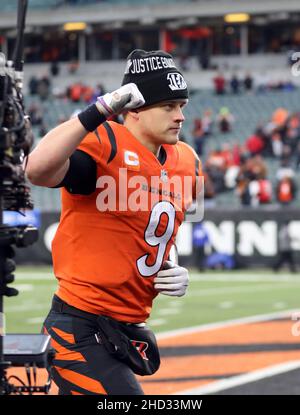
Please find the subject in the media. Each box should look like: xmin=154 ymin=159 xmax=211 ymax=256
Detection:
xmin=194 ymin=156 xmax=203 ymax=200
xmin=77 ymin=129 xmax=105 ymax=163
xmin=181 ymin=142 xmax=203 ymax=200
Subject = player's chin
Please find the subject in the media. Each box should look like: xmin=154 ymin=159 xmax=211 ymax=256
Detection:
xmin=164 ymin=130 xmax=180 ymax=144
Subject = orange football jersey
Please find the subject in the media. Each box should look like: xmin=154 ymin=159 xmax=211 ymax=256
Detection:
xmin=52 ymin=121 xmax=201 ymax=322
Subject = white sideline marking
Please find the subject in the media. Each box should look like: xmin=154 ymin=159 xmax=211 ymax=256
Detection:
xmin=189 ymin=283 xmax=292 ymax=297
xmin=157 ymin=309 xmax=299 ymax=340
xmin=6 ymin=303 xmax=48 ymax=312
xmin=159 ymin=309 xmax=180 ymax=316
xmin=219 ymin=301 xmax=234 ymax=309
xmin=156 ymin=282 xmax=296 ymax=302
xmin=15 ymin=273 xmax=54 ymax=281
xmin=273 ymin=302 xmax=287 ymax=309
xmin=177 ymin=360 xmax=300 ymax=395
xmin=190 ymin=273 xmax=300 ymax=282
xmin=149 ymin=319 xmax=167 ymax=326
xmin=14 ymin=284 xmax=34 ymax=292
xmin=169 ymin=300 xmax=182 ymax=307
xmin=26 ymin=317 xmax=45 ymax=324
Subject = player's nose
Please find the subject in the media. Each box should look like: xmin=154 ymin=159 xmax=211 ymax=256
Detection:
xmin=174 ymin=105 xmax=185 ymax=122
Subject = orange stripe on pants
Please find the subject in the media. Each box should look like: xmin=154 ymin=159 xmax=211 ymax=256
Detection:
xmin=50 ymin=338 xmax=86 ymax=362
xmin=54 ymin=366 xmax=107 ymax=395
xmin=52 ymin=327 xmax=76 ymax=344
xmin=71 ymin=390 xmax=84 ymax=395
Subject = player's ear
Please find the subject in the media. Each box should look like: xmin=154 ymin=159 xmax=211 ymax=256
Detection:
xmin=127 ymin=109 xmax=140 ymax=120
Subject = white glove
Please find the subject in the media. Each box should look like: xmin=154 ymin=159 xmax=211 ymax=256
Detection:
xmin=154 ymin=260 xmax=189 ymax=297
xmin=96 ymin=83 xmax=145 ymax=117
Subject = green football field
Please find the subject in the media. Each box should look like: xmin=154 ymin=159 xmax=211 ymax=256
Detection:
xmin=3 ymin=266 xmax=300 ymax=334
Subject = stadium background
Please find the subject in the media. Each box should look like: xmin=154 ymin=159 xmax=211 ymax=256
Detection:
xmin=1 ymin=0 xmax=300 ymax=395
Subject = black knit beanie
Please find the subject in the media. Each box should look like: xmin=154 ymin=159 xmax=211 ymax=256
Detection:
xmin=121 ymin=49 xmax=188 ymax=107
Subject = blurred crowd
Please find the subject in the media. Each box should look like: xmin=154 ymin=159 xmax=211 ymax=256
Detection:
xmin=26 ymin=64 xmax=299 ymax=208
xmin=212 ymin=72 xmax=296 ymax=95
xmin=28 ymin=60 xmax=105 ymax=105
xmin=193 ymin=107 xmax=300 ymax=207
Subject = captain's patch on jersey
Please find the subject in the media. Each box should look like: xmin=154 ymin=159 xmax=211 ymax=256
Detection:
xmin=123 ymin=150 xmax=140 ymax=171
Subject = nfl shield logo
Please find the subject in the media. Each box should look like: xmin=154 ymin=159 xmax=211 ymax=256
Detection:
xmin=160 ymin=170 xmax=168 ymax=182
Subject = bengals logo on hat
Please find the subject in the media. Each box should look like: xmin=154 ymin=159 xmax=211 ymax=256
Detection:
xmin=167 ymin=73 xmax=187 ymax=91
xmin=122 ymin=49 xmax=189 ymax=107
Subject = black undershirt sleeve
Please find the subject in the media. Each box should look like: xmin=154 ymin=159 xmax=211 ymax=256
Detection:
xmin=54 ymin=149 xmax=97 ymax=195
xmin=54 ymin=146 xmax=165 ymax=195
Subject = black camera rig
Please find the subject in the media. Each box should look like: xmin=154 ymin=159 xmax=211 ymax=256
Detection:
xmin=0 ymin=0 xmax=52 ymax=395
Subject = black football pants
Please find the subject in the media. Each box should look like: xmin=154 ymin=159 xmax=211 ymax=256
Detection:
xmin=43 ymin=306 xmax=144 ymax=395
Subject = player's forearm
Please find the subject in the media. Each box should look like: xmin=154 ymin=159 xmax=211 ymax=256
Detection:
xmin=26 ymin=117 xmax=88 ymax=187
xmin=26 ymin=83 xmax=145 ymax=188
